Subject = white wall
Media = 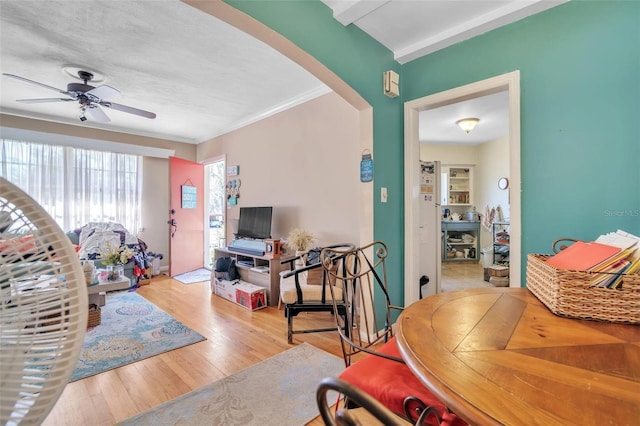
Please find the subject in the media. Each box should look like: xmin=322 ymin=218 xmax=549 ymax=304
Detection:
xmin=198 ymin=92 xmax=361 ymax=249
xmin=475 ymin=136 xmax=510 ymax=246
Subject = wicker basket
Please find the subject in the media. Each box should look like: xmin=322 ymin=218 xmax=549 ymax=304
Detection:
xmin=87 ymin=304 xmax=101 ymax=328
xmin=527 ymin=254 xmax=640 ymax=324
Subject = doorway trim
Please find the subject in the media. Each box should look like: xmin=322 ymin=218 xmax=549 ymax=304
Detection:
xmin=203 ymin=154 xmax=226 ymax=268
xmin=404 ymin=70 xmax=521 ymax=305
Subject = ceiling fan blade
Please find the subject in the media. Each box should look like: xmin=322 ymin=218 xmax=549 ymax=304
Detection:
xmin=100 ymin=101 xmax=156 ymax=119
xmin=87 ymin=105 xmax=111 ymax=123
xmin=3 ymin=73 xmax=69 ymax=96
xmin=16 ymin=98 xmax=75 ymax=103
xmin=86 ymin=85 xmax=120 ymax=101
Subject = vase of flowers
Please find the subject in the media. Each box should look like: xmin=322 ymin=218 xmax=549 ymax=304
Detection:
xmin=286 ymin=228 xmax=314 ymax=267
xmin=100 ymin=243 xmax=134 ymax=281
xmin=105 ymin=264 xmax=124 ymax=281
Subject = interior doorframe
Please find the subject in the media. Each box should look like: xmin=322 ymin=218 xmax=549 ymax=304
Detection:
xmin=404 ymin=70 xmax=521 ymax=305
xmin=203 ymin=154 xmax=226 ymax=268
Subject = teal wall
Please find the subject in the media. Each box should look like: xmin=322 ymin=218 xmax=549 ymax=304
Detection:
xmin=227 ymin=0 xmax=639 ymax=296
xmin=403 ymin=1 xmax=640 ymax=278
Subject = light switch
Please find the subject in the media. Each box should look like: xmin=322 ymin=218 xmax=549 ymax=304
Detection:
xmin=381 ymin=187 xmax=388 ymax=203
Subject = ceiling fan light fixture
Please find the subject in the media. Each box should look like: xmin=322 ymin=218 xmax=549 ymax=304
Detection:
xmin=62 ymin=65 xmax=105 ymax=83
xmin=456 ymin=117 xmax=480 ymax=134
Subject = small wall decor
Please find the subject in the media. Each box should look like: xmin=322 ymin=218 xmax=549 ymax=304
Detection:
xmin=227 ymin=165 xmax=240 ymax=176
xmin=181 ymin=184 xmax=197 ymax=209
xmin=226 ymin=179 xmax=241 ymax=206
xmin=360 ymin=150 xmax=373 ymax=182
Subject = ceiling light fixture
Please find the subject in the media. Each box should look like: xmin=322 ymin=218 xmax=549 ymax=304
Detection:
xmin=456 ymin=118 xmax=480 ymax=134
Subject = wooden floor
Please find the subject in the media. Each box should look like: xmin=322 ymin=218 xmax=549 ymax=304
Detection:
xmin=43 ymin=275 xmax=345 ymax=426
xmin=44 ymin=266 xmax=499 ymax=425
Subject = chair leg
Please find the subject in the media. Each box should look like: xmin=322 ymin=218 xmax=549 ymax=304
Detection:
xmin=287 ymin=312 xmax=294 ymax=344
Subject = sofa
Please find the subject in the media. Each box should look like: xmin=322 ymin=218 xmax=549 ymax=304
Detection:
xmin=66 ymin=223 xmax=144 ymax=282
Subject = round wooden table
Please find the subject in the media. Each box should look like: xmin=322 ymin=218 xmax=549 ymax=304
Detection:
xmin=396 ymin=288 xmax=640 ymax=425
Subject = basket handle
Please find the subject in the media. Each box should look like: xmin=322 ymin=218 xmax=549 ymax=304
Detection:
xmin=552 ymin=238 xmax=580 ymax=253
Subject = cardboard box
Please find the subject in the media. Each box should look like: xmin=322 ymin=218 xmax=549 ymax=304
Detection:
xmin=212 ymin=279 xmax=267 ymax=311
xmin=212 ymin=278 xmax=236 ymax=302
xmin=235 ymin=282 xmax=267 ymax=311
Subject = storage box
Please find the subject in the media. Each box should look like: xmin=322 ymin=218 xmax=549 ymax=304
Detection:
xmin=488 ymin=265 xmax=509 ymax=277
xmin=212 ymin=279 xmax=267 ymax=311
xmin=212 ymin=278 xmax=236 ymax=302
xmin=489 ymin=276 xmax=509 ymax=287
xmin=527 ymin=254 xmax=640 ymax=324
xmin=150 ymin=256 xmax=161 ymax=276
xmin=235 ymin=282 xmax=267 ymax=311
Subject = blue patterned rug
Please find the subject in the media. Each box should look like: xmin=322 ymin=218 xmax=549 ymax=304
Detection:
xmin=71 ymin=291 xmax=206 ymax=382
xmin=118 ymin=343 xmax=344 ymax=426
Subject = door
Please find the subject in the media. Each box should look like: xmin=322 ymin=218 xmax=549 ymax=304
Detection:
xmin=169 ymin=156 xmax=204 ymax=276
xmin=419 ymin=161 xmax=441 ymax=297
xmin=204 ymin=159 xmax=226 ymax=268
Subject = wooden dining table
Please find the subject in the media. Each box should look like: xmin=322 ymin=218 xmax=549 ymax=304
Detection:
xmin=395 ymin=287 xmax=639 ymax=425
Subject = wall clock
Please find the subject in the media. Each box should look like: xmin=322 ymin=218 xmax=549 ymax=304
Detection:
xmin=498 ymin=177 xmax=509 ymax=190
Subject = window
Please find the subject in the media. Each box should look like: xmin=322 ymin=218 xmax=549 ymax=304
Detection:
xmin=1 ymin=139 xmax=142 ymax=233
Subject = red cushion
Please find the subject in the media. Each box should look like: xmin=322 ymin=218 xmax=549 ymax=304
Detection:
xmin=339 ymin=336 xmax=466 ymax=426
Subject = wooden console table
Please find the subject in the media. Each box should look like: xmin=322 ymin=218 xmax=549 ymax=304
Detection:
xmin=396 ymin=288 xmax=640 ymax=425
xmin=213 ymin=247 xmax=290 ymax=306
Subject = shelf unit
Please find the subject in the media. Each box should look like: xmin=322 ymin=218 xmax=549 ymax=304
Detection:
xmin=492 ymin=221 xmax=510 ymax=265
xmin=442 ymin=166 xmax=474 ymax=206
xmin=213 ymin=247 xmax=291 ymax=306
xmin=442 ymin=221 xmax=480 ymax=262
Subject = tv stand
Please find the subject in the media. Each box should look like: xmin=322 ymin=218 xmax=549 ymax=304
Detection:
xmin=213 ymin=247 xmax=290 ymax=306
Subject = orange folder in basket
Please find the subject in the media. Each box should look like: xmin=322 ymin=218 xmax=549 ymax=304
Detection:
xmin=545 ymin=241 xmax=622 ymax=271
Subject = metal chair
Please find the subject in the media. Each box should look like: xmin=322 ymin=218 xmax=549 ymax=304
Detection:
xmin=320 ymin=242 xmax=466 ymax=425
xmin=279 ymin=243 xmax=355 ymax=344
xmin=317 ymin=377 xmax=411 ymax=426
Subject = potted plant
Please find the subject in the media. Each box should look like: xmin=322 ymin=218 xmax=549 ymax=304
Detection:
xmin=286 ymin=228 xmax=314 ymax=266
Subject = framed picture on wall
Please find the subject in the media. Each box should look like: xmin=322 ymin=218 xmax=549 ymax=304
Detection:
xmin=181 ymin=185 xmax=197 ymax=208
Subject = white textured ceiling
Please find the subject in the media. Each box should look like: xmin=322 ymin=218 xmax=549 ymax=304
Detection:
xmin=0 ymin=1 xmax=329 ymax=144
xmin=0 ymin=1 xmax=563 ymax=145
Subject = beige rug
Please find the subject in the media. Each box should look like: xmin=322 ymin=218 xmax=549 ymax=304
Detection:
xmin=119 ymin=343 xmax=343 ymax=425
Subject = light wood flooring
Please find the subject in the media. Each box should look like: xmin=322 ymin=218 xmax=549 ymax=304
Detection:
xmin=43 ymin=275 xmax=345 ymax=426
xmin=44 ymin=266 xmax=496 ymax=425
xmin=441 ymin=261 xmax=494 ymax=292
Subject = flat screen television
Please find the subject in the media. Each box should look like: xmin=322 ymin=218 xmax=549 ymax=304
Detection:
xmin=237 ymin=206 xmax=273 ymax=240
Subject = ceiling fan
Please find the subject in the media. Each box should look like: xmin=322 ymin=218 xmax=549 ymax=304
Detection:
xmin=2 ymin=70 xmax=156 ymax=122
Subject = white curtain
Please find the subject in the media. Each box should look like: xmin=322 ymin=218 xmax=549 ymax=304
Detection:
xmin=1 ymin=139 xmax=142 ymax=233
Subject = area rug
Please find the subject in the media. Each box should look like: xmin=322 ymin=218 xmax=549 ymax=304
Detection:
xmin=71 ymin=291 xmax=206 ymax=382
xmin=118 ymin=343 xmax=344 ymax=426
xmin=173 ymin=268 xmax=212 ymax=284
